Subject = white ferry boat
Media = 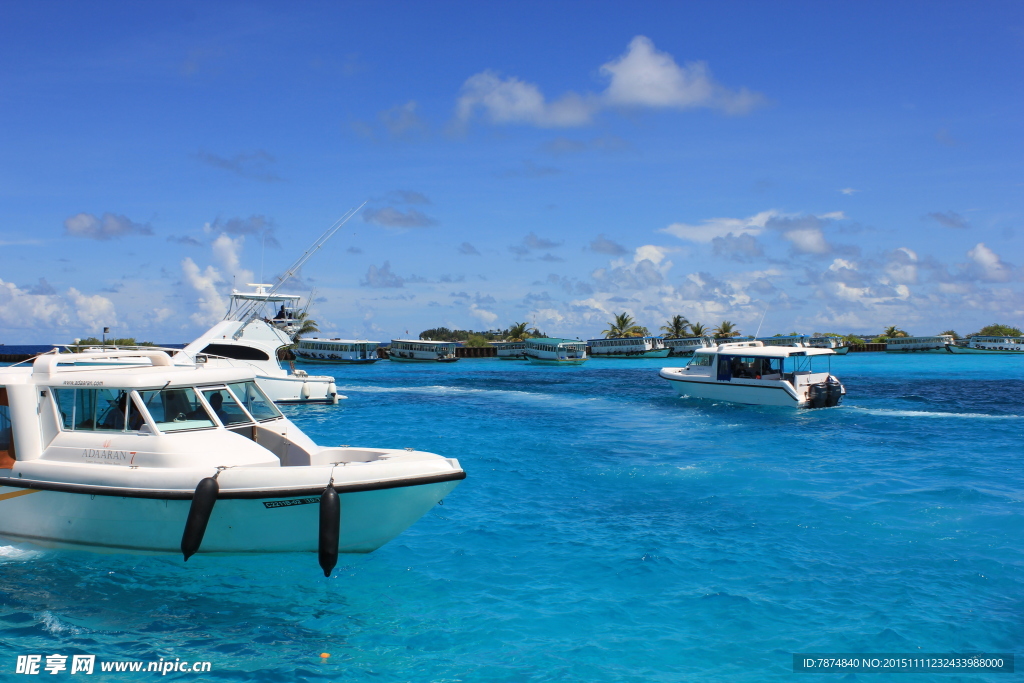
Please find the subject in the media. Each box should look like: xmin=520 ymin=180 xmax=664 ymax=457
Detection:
xmin=659 ymin=341 xmax=845 ymax=408
xmin=294 ymin=338 xmax=380 ymax=364
xmin=807 ymin=336 xmax=851 ymax=355
xmin=182 ymin=285 xmax=341 ymax=404
xmin=0 ymin=350 xmax=465 ymax=574
xmin=524 ymin=338 xmax=588 ymax=365
xmin=491 ymin=341 xmax=528 ymax=360
xmin=662 ymin=336 xmax=715 ymax=357
xmin=946 ymin=336 xmax=1024 ymax=354
xmin=756 ymin=335 xmax=808 ymax=348
xmin=885 ymin=335 xmax=954 ymax=353
xmin=587 ymin=336 xmax=670 ymax=359
xmin=388 ymin=340 xmax=459 ymax=363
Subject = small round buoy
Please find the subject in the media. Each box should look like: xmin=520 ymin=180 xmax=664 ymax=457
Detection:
xmin=319 ymin=653 xmax=330 ymax=659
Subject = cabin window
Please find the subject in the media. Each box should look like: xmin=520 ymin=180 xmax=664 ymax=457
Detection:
xmin=201 ymin=388 xmax=252 ymax=426
xmin=0 ymin=388 xmax=14 ymax=467
xmin=53 ymin=388 xmax=145 ymax=432
xmin=137 ymin=387 xmax=215 ymax=432
xmin=200 ymin=343 xmax=271 ymax=362
xmin=227 ymin=381 xmax=282 ymax=422
xmin=687 ymin=354 xmax=713 ymax=367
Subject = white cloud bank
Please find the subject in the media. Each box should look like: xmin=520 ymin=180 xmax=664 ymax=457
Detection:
xmin=456 ymin=36 xmax=763 ymax=128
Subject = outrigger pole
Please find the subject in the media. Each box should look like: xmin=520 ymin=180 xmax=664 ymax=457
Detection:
xmin=232 ymin=202 xmax=367 ymax=335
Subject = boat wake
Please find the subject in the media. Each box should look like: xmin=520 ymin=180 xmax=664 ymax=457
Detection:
xmin=850 ymin=407 xmax=1021 ymax=419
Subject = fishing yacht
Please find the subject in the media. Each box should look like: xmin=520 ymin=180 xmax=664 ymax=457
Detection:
xmin=885 ymin=335 xmax=954 ymax=353
xmin=946 ymin=336 xmax=1024 ymax=354
xmin=659 ymin=341 xmax=845 ymax=408
xmin=182 ymin=285 xmax=341 ymax=404
xmin=388 ymin=340 xmax=459 ymax=362
xmin=587 ymin=336 xmax=670 ymax=358
xmin=524 ymin=338 xmax=588 ymax=365
xmin=294 ymin=338 xmax=380 ymax=364
xmin=0 ymin=350 xmax=465 ymax=574
xmin=490 ymin=341 xmax=528 ymax=360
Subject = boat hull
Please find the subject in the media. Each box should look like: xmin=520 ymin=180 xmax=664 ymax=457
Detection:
xmin=946 ymin=344 xmax=1024 ymax=354
xmin=662 ymin=376 xmax=802 ymax=406
xmin=387 ymin=356 xmax=459 ymax=363
xmin=0 ymin=477 xmax=460 ymax=554
xmin=293 ymin=356 xmax=379 ymax=364
xmin=589 ymin=348 xmax=671 ymax=359
xmin=526 ymin=357 xmax=587 ymax=365
xmin=255 ymin=373 xmax=340 ymax=404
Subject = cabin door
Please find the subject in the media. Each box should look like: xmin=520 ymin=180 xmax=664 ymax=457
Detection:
xmin=717 ymin=355 xmax=732 ymax=382
xmin=0 ymin=388 xmax=15 ymax=468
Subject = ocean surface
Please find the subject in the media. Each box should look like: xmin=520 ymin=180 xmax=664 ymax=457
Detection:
xmin=1 ymin=353 xmax=1021 ymax=681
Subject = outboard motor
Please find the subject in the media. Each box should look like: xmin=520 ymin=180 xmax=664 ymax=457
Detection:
xmin=825 ymin=376 xmax=843 ymax=407
xmin=807 ymin=382 xmax=828 ymax=409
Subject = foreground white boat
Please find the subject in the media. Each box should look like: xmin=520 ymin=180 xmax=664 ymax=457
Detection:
xmin=0 ymin=351 xmax=465 ymax=574
xmin=660 ymin=341 xmax=845 ymax=408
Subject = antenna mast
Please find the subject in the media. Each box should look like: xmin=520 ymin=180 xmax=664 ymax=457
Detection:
xmin=754 ymin=304 xmax=769 ymax=339
xmin=232 ymin=202 xmax=366 ymax=332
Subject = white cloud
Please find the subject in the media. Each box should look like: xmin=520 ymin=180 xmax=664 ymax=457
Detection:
xmin=0 ymin=278 xmax=69 ymax=329
xmin=67 ymin=287 xmax=117 ymax=330
xmin=840 ymin=188 xmax=859 ymax=195
xmin=599 ymin=36 xmax=763 ymax=114
xmin=966 ymin=243 xmax=1015 ymax=282
xmin=64 ymin=212 xmax=153 ymax=240
xmin=469 ymin=304 xmax=498 ymax=325
xmin=181 ymin=257 xmax=227 ymax=326
xmin=782 ymin=226 xmax=830 ymax=254
xmin=456 ymin=71 xmax=596 ymax=127
xmin=455 ymin=36 xmax=763 ymax=129
xmin=661 ymin=210 xmax=778 ymax=243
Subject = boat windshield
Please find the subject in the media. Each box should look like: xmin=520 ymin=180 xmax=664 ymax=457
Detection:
xmin=687 ymin=354 xmax=713 ymax=367
xmin=137 ymin=387 xmax=216 ymax=432
xmin=226 ymin=381 xmax=282 ymax=422
xmin=53 ymin=388 xmax=146 ymax=432
xmin=200 ymin=388 xmax=253 ymax=427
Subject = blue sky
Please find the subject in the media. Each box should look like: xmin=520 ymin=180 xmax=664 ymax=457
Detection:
xmin=1 ymin=1 xmax=1022 ymax=344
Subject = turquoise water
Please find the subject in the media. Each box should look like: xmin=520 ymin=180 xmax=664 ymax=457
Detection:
xmin=1 ymin=353 xmax=1021 ymax=681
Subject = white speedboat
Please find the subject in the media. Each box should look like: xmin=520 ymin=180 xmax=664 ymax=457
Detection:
xmin=659 ymin=341 xmax=845 ymax=408
xmin=183 ymin=285 xmax=341 ymax=404
xmin=294 ymin=338 xmax=380 ymax=364
xmin=524 ymin=338 xmax=588 ymax=365
xmin=0 ymin=350 xmax=464 ymax=574
xmin=662 ymin=336 xmax=715 ymax=357
xmin=387 ymin=340 xmax=459 ymax=362
xmin=946 ymin=336 xmax=1024 ymax=353
xmin=587 ymin=336 xmax=670 ymax=358
xmin=885 ymin=335 xmax=954 ymax=353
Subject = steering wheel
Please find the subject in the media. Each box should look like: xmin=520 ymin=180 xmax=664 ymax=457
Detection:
xmin=173 ymin=412 xmax=187 ymax=422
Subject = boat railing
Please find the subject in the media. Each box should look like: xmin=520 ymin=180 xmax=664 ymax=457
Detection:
xmin=33 ymin=349 xmax=175 ymax=377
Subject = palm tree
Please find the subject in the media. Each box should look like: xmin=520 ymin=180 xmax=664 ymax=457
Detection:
xmin=689 ymin=322 xmax=708 ymax=337
xmin=506 ymin=322 xmax=534 ymax=342
xmin=660 ymin=314 xmax=690 ymax=339
xmin=713 ymin=320 xmax=740 ymax=339
xmin=882 ymin=325 xmax=907 ymax=339
xmin=290 ymin=311 xmax=319 ymax=342
xmin=603 ymin=312 xmax=647 ymax=338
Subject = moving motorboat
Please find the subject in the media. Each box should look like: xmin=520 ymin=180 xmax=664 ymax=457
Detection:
xmin=0 ymin=350 xmax=465 ymax=574
xmin=659 ymin=341 xmax=845 ymax=408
